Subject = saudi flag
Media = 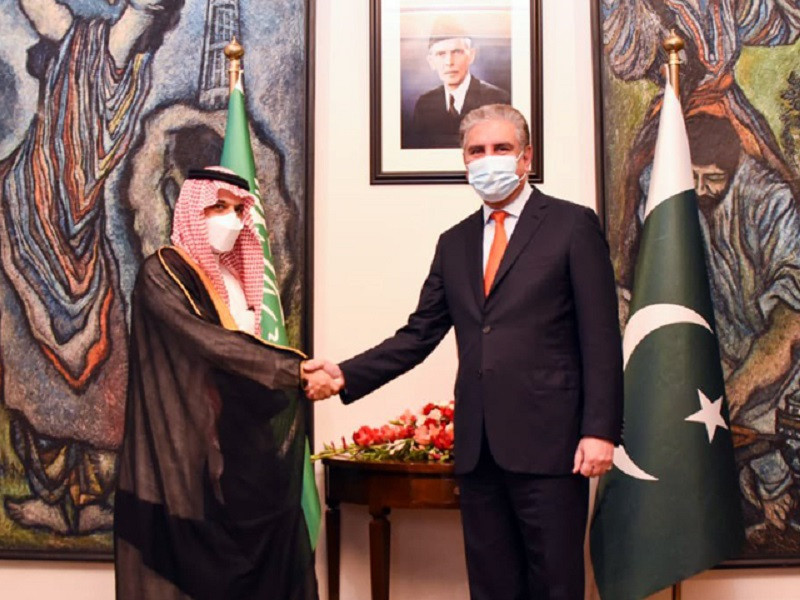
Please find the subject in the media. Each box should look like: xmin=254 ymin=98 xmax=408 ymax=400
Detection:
xmin=220 ymin=74 xmax=321 ymax=549
xmin=589 ymin=77 xmax=743 ymax=599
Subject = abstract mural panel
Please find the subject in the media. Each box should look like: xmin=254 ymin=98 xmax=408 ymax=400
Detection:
xmin=0 ymin=0 xmax=310 ymax=558
xmin=595 ymin=0 xmax=800 ymax=564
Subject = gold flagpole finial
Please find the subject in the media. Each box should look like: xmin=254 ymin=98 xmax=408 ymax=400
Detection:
xmin=225 ymin=37 xmax=245 ymax=93
xmin=663 ymin=30 xmax=684 ymax=98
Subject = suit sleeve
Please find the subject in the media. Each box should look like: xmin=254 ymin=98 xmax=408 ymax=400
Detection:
xmin=339 ymin=237 xmax=453 ymax=403
xmin=569 ymin=207 xmax=624 ymax=443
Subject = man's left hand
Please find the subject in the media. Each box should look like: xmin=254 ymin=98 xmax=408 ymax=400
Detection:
xmin=572 ymin=436 xmax=614 ymax=478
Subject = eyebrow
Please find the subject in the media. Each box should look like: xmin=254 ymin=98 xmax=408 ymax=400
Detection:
xmin=466 ymin=142 xmax=515 ymax=152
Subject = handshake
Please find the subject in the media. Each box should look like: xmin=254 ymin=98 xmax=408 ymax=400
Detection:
xmin=301 ymin=359 xmax=345 ymax=401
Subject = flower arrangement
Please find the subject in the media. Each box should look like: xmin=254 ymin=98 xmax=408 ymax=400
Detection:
xmin=314 ymin=401 xmax=455 ymax=463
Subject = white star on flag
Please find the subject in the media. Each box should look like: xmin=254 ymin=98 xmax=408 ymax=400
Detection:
xmin=685 ymin=390 xmax=728 ymax=442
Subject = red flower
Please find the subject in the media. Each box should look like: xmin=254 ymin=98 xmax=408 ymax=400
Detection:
xmin=433 ymin=427 xmax=454 ymax=451
xmin=317 ymin=401 xmax=456 ymax=464
xmin=353 ymin=425 xmax=382 ymax=447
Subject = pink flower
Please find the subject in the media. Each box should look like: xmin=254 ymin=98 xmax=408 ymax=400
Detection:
xmin=380 ymin=424 xmax=404 ymax=442
xmin=398 ymin=410 xmax=417 ymax=426
xmin=414 ymin=425 xmax=432 ymax=446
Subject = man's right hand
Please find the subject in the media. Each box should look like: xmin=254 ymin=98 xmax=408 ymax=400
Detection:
xmin=302 ymin=359 xmax=345 ymax=401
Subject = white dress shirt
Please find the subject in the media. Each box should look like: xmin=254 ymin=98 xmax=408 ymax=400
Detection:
xmin=220 ymin=265 xmax=256 ymax=334
xmin=445 ymin=72 xmax=472 ymax=114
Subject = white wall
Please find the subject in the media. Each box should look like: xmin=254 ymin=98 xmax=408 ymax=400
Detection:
xmin=312 ymin=2 xmax=596 ymax=598
xmin=1 ymin=1 xmax=799 ymax=598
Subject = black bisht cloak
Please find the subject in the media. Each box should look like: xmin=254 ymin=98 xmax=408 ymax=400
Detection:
xmin=115 ymin=247 xmax=317 ymax=599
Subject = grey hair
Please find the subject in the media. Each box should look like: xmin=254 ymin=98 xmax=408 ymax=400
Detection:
xmin=459 ymin=104 xmax=530 ymax=149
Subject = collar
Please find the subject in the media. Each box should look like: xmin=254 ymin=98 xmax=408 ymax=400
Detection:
xmin=482 ymin=183 xmax=532 ymax=224
xmin=446 ymin=72 xmax=472 ymax=112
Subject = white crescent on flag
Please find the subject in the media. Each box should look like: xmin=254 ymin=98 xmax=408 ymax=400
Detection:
xmin=623 ymin=303 xmax=712 ymax=369
xmin=614 ymin=446 xmax=658 ymax=481
xmin=615 ymin=303 xmax=714 ymax=480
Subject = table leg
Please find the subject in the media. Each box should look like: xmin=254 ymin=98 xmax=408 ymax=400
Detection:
xmin=368 ymin=507 xmax=391 ymax=600
xmin=326 ymin=504 xmax=340 ymax=600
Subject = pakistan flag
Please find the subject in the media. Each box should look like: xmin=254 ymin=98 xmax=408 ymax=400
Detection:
xmin=590 ymin=77 xmax=744 ymax=599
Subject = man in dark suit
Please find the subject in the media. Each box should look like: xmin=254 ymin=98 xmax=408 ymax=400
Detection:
xmin=404 ymin=18 xmax=510 ymax=149
xmin=307 ymin=104 xmax=623 ymax=599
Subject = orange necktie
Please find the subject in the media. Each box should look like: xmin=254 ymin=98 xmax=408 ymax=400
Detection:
xmin=484 ymin=211 xmax=508 ymax=296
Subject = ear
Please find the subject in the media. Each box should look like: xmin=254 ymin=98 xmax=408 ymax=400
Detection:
xmin=518 ymin=145 xmax=533 ymax=176
xmin=523 ymin=145 xmax=533 ymax=168
xmin=467 ymin=47 xmax=477 ymax=66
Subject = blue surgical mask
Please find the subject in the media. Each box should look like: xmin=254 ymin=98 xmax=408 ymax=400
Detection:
xmin=467 ymin=152 xmax=524 ymax=203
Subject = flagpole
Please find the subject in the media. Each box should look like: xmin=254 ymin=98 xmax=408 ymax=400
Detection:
xmin=663 ymin=30 xmax=684 ymax=97
xmin=225 ymin=37 xmax=244 ymax=92
xmin=665 ymin=29 xmax=686 ymax=600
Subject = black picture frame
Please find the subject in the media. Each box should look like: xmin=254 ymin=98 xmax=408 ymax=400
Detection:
xmin=591 ymin=1 xmax=800 ymax=569
xmin=370 ymin=0 xmax=543 ymax=185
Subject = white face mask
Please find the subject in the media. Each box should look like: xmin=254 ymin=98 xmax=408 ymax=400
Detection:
xmin=206 ymin=211 xmax=243 ymax=254
xmin=467 ymin=152 xmax=525 ymax=203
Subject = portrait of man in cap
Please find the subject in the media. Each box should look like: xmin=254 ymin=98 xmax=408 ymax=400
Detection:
xmin=402 ymin=14 xmax=511 ymax=149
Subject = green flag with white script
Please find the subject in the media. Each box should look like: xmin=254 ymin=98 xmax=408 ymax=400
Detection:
xmin=221 ymin=75 xmax=287 ymax=345
xmin=589 ymin=76 xmax=743 ymax=600
xmin=220 ymin=74 xmax=321 ymax=550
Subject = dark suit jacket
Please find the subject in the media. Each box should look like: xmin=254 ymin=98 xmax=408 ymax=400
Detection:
xmin=340 ymin=188 xmax=624 ymax=476
xmin=404 ymin=76 xmax=510 ymax=149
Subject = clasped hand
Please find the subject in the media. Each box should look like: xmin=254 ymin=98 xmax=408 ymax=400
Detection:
xmin=302 ymin=359 xmax=344 ymax=401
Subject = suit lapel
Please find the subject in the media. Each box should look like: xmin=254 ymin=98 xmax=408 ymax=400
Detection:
xmin=462 ymin=77 xmax=482 ymax=115
xmin=487 ymin=187 xmax=548 ymax=298
xmin=464 ymin=209 xmax=486 ymax=310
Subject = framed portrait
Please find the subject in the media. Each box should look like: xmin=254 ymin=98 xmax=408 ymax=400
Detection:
xmin=592 ymin=2 xmax=800 ymax=567
xmin=370 ymin=0 xmax=543 ymax=184
xmin=0 ymin=0 xmax=314 ymax=559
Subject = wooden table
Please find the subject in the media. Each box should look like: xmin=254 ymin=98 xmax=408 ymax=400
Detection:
xmin=322 ymin=456 xmax=459 ymax=600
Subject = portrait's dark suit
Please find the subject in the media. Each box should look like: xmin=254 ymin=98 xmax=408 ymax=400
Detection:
xmin=339 ymin=187 xmax=623 ymax=599
xmin=404 ymin=76 xmax=510 ymax=149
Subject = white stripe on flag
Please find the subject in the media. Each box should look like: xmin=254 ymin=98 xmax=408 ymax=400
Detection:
xmin=643 ymin=77 xmax=695 ymax=220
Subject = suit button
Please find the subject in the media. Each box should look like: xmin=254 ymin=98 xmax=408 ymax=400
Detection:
xmin=477 ymin=369 xmax=483 ymax=378
xmin=482 ymin=325 xmax=491 ymax=334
